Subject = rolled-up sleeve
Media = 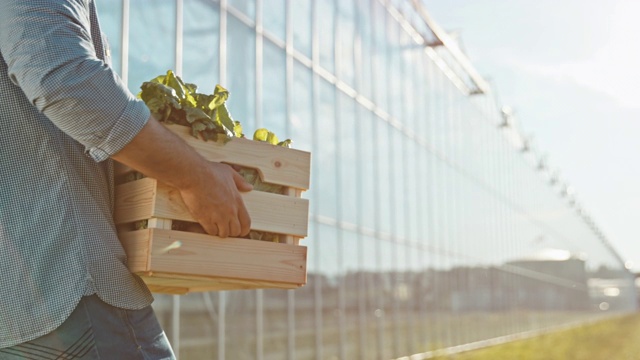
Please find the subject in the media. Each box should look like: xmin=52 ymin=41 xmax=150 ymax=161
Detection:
xmin=0 ymin=0 xmax=149 ymax=162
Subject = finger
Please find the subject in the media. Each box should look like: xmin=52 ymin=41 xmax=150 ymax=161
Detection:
xmin=233 ymin=171 xmax=253 ymax=192
xmin=202 ymin=223 xmax=218 ymax=237
xmin=217 ymin=222 xmax=229 ymax=238
xmin=229 ymin=217 xmax=241 ymax=238
xmin=229 ymin=164 xmax=244 ymax=172
xmin=238 ymin=204 xmax=251 ymax=236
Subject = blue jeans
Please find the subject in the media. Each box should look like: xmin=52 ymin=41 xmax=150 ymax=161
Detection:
xmin=0 ymin=295 xmax=175 ymax=359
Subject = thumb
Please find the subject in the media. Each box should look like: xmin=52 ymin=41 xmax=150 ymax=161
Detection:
xmin=233 ymin=171 xmax=253 ymax=192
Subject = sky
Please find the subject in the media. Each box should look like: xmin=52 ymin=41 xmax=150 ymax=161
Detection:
xmin=424 ymin=0 xmax=640 ymax=272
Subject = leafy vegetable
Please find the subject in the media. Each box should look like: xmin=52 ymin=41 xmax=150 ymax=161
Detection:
xmin=253 ymin=128 xmax=292 ymax=147
xmin=138 ymin=70 xmax=242 ymax=142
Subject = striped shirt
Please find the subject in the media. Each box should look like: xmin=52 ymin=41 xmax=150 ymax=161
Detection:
xmin=0 ymin=0 xmax=154 ymax=347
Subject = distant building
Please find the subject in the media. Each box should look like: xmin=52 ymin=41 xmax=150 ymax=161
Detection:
xmin=505 ymin=249 xmax=590 ymax=311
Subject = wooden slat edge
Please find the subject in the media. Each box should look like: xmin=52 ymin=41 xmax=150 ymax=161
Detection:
xmin=145 ymin=283 xmax=190 ymax=295
xmin=141 ymin=274 xmax=302 ymax=294
xmin=114 ymin=178 xmax=157 ymax=224
xmin=119 ymin=229 xmax=152 ymax=273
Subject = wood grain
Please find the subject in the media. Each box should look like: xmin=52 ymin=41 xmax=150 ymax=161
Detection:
xmin=164 ymin=123 xmax=311 ymax=190
xmin=118 ymin=228 xmax=307 ymax=292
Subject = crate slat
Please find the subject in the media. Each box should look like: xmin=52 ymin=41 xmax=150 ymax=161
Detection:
xmin=115 ymin=178 xmax=309 ymax=237
xmin=165 ymin=124 xmax=311 ymax=190
xmin=120 ymin=229 xmax=307 ymax=292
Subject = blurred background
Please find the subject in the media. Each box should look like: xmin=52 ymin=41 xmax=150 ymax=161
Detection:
xmin=425 ymin=0 xmax=640 ymax=275
xmin=99 ymin=0 xmax=639 ymax=359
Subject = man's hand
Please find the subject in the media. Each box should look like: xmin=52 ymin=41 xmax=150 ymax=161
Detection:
xmin=179 ymin=162 xmax=252 ymax=238
xmin=112 ymin=116 xmax=253 ymax=238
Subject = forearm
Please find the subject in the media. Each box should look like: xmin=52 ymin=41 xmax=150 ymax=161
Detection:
xmin=111 ymin=116 xmax=207 ymax=191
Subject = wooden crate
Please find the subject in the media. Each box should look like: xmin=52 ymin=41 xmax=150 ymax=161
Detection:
xmin=115 ymin=124 xmax=310 ymax=294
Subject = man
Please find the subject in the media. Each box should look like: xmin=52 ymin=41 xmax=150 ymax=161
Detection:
xmin=0 ymin=0 xmax=252 ymax=358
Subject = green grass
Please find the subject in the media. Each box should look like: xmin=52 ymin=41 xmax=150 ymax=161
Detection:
xmin=436 ymin=313 xmax=640 ymax=360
